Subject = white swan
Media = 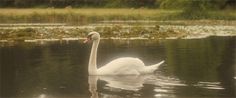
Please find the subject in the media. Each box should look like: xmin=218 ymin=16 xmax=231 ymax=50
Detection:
xmin=84 ymin=32 xmax=165 ymax=75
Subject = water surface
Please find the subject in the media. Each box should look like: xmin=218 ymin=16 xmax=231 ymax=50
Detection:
xmin=0 ymin=36 xmax=236 ymax=98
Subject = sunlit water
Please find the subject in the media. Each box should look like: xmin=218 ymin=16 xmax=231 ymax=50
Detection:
xmin=0 ymin=36 xmax=235 ymax=98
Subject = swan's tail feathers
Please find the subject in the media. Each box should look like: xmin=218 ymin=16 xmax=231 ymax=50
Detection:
xmin=145 ymin=60 xmax=165 ymax=73
xmin=151 ymin=60 xmax=165 ymax=69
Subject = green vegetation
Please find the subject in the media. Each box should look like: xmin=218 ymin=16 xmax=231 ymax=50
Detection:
xmin=0 ymin=0 xmax=235 ymax=40
xmin=0 ymin=25 xmax=187 ymax=41
xmin=0 ymin=8 xmax=235 ymax=24
xmin=0 ymin=0 xmax=158 ymax=8
xmin=0 ymin=8 xmax=181 ymax=24
xmin=0 ymin=0 xmax=235 ymax=9
xmin=0 ymin=0 xmax=235 ymax=22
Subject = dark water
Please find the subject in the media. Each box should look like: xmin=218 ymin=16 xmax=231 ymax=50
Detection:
xmin=0 ymin=37 xmax=236 ymax=98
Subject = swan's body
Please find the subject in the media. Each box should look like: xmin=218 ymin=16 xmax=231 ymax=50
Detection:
xmin=97 ymin=57 xmax=164 ymax=75
xmin=84 ymin=32 xmax=164 ymax=75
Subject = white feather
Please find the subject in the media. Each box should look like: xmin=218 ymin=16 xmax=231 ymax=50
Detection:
xmin=86 ymin=32 xmax=165 ymax=75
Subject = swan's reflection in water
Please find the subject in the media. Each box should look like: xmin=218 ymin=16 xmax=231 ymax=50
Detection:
xmin=89 ymin=74 xmax=186 ymax=98
xmin=89 ymin=76 xmax=99 ymax=98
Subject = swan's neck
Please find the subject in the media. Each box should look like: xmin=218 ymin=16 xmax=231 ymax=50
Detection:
xmin=89 ymin=39 xmax=99 ymax=75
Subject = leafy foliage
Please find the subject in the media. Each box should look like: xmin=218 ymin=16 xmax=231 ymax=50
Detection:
xmin=0 ymin=0 xmax=235 ymax=9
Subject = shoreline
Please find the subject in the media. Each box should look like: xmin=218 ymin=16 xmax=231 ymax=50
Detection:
xmin=0 ymin=20 xmax=236 ymax=27
xmin=0 ymin=35 xmax=235 ymax=43
xmin=1 ymin=21 xmax=236 ymax=43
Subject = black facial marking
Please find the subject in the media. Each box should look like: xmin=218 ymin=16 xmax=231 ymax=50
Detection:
xmin=87 ymin=34 xmax=92 ymax=39
xmin=87 ymin=34 xmax=94 ymax=40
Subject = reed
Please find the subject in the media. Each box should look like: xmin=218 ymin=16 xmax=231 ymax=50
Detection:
xmin=0 ymin=8 xmax=179 ymax=24
xmin=0 ymin=8 xmax=235 ymax=24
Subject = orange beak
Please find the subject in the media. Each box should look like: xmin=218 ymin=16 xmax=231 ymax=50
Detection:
xmin=83 ymin=38 xmax=89 ymax=43
xmin=84 ymin=34 xmax=92 ymax=43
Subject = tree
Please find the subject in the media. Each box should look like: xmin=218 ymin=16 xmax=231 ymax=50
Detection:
xmin=159 ymin=0 xmax=188 ymax=9
xmin=181 ymin=0 xmax=211 ymax=19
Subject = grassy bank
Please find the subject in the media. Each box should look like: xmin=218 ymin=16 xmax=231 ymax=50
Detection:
xmin=0 ymin=25 xmax=188 ymax=41
xmin=1 ymin=24 xmax=236 ymax=41
xmin=0 ymin=8 xmax=178 ymax=24
xmin=0 ymin=8 xmax=235 ymax=24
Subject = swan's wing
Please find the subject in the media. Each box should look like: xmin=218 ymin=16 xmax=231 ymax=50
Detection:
xmin=97 ymin=57 xmax=145 ymax=75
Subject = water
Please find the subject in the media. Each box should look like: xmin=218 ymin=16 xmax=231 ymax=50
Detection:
xmin=0 ymin=36 xmax=235 ymax=98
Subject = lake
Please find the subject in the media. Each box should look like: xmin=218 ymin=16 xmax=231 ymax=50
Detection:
xmin=0 ymin=36 xmax=235 ymax=98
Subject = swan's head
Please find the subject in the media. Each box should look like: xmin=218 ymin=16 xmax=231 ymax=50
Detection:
xmin=83 ymin=32 xmax=100 ymax=43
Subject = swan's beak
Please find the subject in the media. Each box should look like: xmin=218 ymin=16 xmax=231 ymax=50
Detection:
xmin=84 ymin=34 xmax=93 ymax=43
xmin=83 ymin=38 xmax=90 ymax=43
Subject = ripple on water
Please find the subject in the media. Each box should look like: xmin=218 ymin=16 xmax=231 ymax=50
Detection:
xmin=194 ymin=82 xmax=225 ymax=90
